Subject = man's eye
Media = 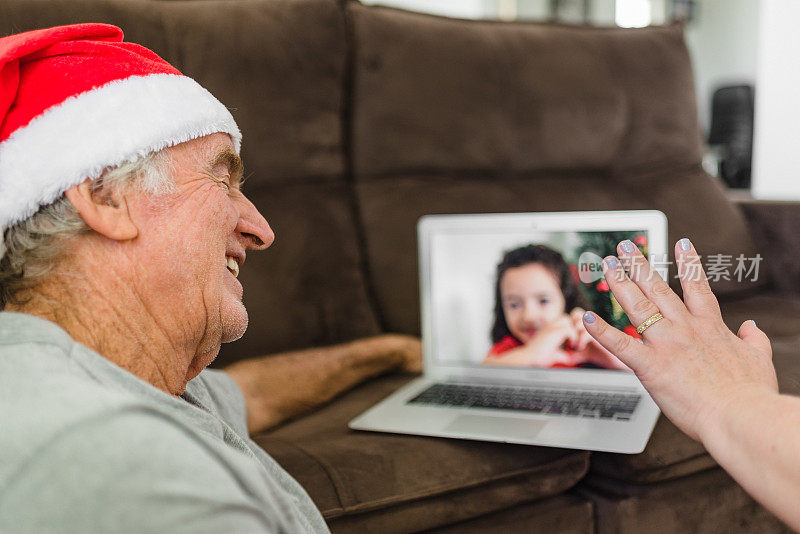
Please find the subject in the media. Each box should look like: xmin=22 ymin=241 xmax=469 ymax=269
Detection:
xmin=540 ymin=299 xmax=550 ymax=305
xmin=214 ymin=178 xmax=231 ymax=191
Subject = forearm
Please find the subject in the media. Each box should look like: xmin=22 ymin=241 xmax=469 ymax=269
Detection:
xmin=700 ymin=390 xmax=800 ymax=530
xmin=224 ymin=334 xmax=418 ymax=434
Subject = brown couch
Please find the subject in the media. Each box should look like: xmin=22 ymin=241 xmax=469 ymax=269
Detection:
xmin=3 ymin=0 xmax=800 ymax=531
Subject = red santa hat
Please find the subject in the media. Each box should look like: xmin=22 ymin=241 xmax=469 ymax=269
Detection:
xmin=0 ymin=23 xmax=241 ymax=233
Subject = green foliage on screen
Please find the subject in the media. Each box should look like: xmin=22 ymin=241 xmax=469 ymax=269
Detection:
xmin=569 ymin=231 xmax=647 ymax=332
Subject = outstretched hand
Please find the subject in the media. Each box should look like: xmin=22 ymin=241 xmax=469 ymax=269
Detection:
xmin=582 ymin=238 xmax=778 ymax=442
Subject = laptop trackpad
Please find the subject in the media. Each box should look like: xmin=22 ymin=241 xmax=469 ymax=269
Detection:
xmin=444 ymin=414 xmax=546 ymax=441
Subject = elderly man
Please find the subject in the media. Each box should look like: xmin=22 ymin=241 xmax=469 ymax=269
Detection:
xmin=0 ymin=24 xmax=419 ymax=533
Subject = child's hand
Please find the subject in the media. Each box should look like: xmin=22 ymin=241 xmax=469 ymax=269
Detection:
xmin=565 ymin=307 xmax=631 ymax=370
xmin=483 ymin=314 xmax=596 ymax=368
xmin=520 ymin=314 xmax=579 ymax=362
xmin=568 ymin=307 xmax=592 ymax=350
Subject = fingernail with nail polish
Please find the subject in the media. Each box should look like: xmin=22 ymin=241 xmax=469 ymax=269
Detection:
xmin=679 ymin=238 xmax=691 ymax=251
xmin=583 ymin=311 xmax=595 ymax=324
xmin=604 ymin=257 xmax=619 ymax=270
xmin=620 ymin=240 xmax=635 ymax=253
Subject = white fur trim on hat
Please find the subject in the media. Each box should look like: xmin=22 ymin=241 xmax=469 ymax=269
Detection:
xmin=0 ymin=73 xmax=241 ymax=230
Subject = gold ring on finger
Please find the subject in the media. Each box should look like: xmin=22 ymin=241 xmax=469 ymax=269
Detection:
xmin=635 ymin=312 xmax=664 ymax=335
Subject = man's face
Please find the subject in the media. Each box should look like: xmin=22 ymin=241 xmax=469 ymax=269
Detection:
xmin=126 ymin=133 xmax=273 ymax=385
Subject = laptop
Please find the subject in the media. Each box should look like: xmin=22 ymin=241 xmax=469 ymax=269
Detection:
xmin=349 ymin=210 xmax=666 ymax=453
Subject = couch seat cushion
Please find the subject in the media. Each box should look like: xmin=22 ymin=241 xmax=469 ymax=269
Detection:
xmin=426 ymin=494 xmax=594 ymax=534
xmin=579 ymin=467 xmax=788 ymax=534
xmin=254 ymin=372 xmax=590 ymax=532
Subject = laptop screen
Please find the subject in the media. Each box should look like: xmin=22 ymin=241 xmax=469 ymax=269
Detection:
xmin=429 ymin=228 xmax=647 ymax=371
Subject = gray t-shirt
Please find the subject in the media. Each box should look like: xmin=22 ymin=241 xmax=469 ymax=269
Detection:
xmin=0 ymin=312 xmax=328 ymax=533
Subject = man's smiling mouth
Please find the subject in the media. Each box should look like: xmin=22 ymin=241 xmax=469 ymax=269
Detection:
xmin=225 ymin=255 xmax=240 ymax=277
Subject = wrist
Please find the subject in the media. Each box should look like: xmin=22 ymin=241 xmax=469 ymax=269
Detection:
xmin=698 ymin=385 xmax=780 ymax=447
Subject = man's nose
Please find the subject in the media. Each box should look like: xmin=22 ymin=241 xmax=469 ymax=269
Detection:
xmin=235 ymin=194 xmax=274 ymax=251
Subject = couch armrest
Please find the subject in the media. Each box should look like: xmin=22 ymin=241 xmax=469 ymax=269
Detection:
xmin=736 ymin=199 xmax=800 ymax=295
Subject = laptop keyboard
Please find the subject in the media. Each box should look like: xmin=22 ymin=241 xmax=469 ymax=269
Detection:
xmin=408 ymin=383 xmax=641 ymax=420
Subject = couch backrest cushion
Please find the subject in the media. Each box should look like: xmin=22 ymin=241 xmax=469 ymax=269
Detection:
xmin=350 ymin=6 xmax=704 ymax=176
xmin=1 ymin=0 xmax=382 ymax=362
xmin=348 ymin=3 xmax=765 ymax=336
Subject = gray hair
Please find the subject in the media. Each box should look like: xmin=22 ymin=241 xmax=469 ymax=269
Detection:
xmin=0 ymin=151 xmax=173 ymax=309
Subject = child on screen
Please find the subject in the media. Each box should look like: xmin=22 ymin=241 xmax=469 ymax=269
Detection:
xmin=482 ymin=244 xmax=629 ymax=370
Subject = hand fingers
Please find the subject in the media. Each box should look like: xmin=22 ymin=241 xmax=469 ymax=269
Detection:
xmin=551 ymin=316 xmax=574 ymax=337
xmin=582 ymin=310 xmax=649 ymax=371
xmin=576 ymin=328 xmax=591 ymax=350
xmin=737 ymin=320 xmax=772 ymax=355
xmin=616 ymin=239 xmax=687 ymax=320
xmin=555 ymin=314 xmax=573 ymax=327
xmin=675 ymin=238 xmax=722 ymax=319
xmin=570 ymin=316 xmax=592 ymax=350
xmin=566 ymin=325 xmax=580 ymax=347
xmin=602 ymin=256 xmax=669 ymax=338
xmin=569 ymin=307 xmax=586 ymax=323
xmin=568 ymin=308 xmax=590 ymax=348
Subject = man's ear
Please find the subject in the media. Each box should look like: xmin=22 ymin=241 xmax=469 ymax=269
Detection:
xmin=64 ymin=180 xmax=138 ymax=241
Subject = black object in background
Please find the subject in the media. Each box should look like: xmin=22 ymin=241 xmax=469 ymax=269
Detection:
xmin=708 ymin=84 xmax=755 ymax=189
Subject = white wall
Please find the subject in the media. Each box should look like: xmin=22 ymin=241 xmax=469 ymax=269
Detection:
xmin=593 ymin=0 xmax=616 ymax=24
xmin=359 ymin=0 xmax=652 ymax=26
xmin=752 ymin=0 xmax=800 ymax=200
xmin=359 ymin=0 xmax=494 ymax=19
xmin=514 ymin=0 xmax=616 ymax=24
xmin=515 ymin=0 xmax=550 ymax=20
xmin=683 ymin=0 xmax=761 ymax=134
